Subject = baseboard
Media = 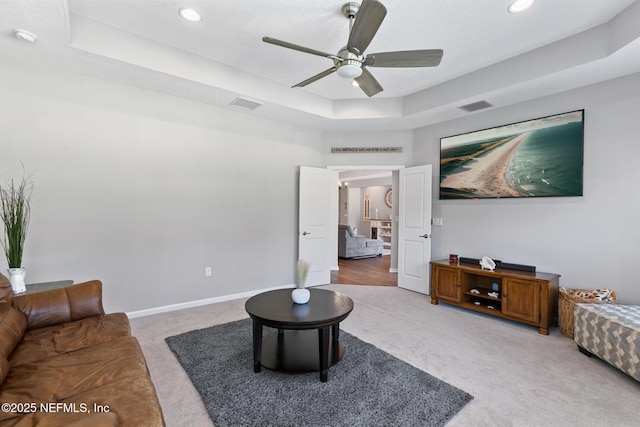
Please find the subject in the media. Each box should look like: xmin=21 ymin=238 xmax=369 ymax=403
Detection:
xmin=389 ymin=268 xmax=398 ymax=273
xmin=126 ymin=283 xmax=296 ymax=319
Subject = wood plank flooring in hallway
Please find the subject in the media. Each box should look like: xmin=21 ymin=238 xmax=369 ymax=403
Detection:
xmin=331 ymin=255 xmax=397 ymax=286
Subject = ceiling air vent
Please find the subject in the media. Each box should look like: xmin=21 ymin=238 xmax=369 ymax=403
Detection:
xmin=228 ymin=97 xmax=262 ymax=111
xmin=458 ymin=100 xmax=494 ymax=113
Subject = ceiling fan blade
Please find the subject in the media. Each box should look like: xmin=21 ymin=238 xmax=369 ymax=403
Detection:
xmin=347 ymin=0 xmax=387 ymax=54
xmin=354 ymin=68 xmax=383 ymax=97
xmin=366 ymin=49 xmax=443 ymax=67
xmin=263 ymin=36 xmax=337 ymax=59
xmin=293 ymin=67 xmax=337 ymax=88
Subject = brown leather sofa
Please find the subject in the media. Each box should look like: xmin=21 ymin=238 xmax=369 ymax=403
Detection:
xmin=0 ymin=274 xmax=165 ymax=426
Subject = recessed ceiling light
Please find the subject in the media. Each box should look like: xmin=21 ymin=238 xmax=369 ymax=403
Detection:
xmin=179 ymin=8 xmax=202 ymax=23
xmin=508 ymin=0 xmax=535 ymax=14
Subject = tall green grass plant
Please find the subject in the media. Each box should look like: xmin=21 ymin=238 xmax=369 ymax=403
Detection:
xmin=0 ymin=173 xmax=33 ymax=268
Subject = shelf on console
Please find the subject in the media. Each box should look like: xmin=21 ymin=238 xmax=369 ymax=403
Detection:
xmin=463 ymin=301 xmax=501 ymax=312
xmin=463 ymin=288 xmax=501 ymax=301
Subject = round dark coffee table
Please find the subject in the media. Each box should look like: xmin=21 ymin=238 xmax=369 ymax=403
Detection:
xmin=245 ymin=288 xmax=354 ymax=382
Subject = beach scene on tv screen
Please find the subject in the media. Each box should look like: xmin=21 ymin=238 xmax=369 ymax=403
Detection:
xmin=440 ymin=110 xmax=584 ymax=199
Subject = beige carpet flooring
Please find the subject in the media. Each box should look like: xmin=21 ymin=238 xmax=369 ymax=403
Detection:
xmin=131 ymin=285 xmax=639 ymax=427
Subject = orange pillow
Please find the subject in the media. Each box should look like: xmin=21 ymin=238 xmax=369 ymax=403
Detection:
xmin=573 ymin=289 xmax=617 ymax=302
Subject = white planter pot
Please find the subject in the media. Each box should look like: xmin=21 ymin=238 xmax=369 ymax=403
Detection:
xmin=291 ymin=288 xmax=310 ymax=304
xmin=8 ymin=267 xmax=27 ymax=294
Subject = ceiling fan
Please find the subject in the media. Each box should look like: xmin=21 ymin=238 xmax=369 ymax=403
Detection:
xmin=263 ymin=0 xmax=443 ymax=97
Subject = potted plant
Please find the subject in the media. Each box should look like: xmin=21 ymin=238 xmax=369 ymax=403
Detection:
xmin=291 ymin=260 xmax=311 ymax=304
xmin=0 ymin=172 xmax=33 ymax=294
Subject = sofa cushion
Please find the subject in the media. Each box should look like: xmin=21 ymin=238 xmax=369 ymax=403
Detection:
xmin=0 ymin=411 xmax=119 ymax=427
xmin=0 ymin=306 xmax=27 ymax=360
xmin=12 ymin=281 xmax=105 ymax=330
xmin=55 ymin=374 xmax=163 ymax=427
xmin=0 ymin=337 xmax=149 ymax=420
xmin=0 ymin=305 xmax=26 ymax=384
xmin=0 ymin=357 xmax=8 ymax=387
xmin=1 ymin=371 xmax=164 ymax=427
xmin=0 ymin=274 xmax=12 ymax=305
xmin=8 ymin=313 xmax=130 ymax=368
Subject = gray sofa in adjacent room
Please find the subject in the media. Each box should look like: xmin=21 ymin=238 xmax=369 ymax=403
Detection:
xmin=338 ymin=224 xmax=383 ymax=259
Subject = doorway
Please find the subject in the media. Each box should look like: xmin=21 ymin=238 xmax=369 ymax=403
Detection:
xmin=299 ymin=165 xmax=432 ymax=293
xmin=331 ymin=168 xmax=398 ymax=286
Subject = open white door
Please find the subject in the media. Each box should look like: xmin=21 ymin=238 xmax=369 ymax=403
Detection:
xmin=299 ymin=166 xmax=331 ymax=286
xmin=398 ymin=165 xmax=433 ymax=294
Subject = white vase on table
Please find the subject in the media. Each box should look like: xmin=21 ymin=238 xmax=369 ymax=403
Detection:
xmin=8 ymin=267 xmax=27 ymax=294
xmin=291 ymin=288 xmax=310 ymax=304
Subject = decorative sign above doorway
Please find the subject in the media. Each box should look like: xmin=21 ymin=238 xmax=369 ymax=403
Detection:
xmin=331 ymin=147 xmax=402 ymax=153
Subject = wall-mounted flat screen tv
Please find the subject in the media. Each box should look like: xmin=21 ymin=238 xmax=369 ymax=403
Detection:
xmin=439 ymin=109 xmax=584 ymax=199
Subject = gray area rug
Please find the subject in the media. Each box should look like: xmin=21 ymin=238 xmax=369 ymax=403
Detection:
xmin=165 ymin=318 xmax=473 ymax=427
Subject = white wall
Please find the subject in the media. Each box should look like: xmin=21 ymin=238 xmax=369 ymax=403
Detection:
xmin=343 ymin=177 xmax=393 ymax=236
xmin=0 ymin=61 xmax=324 ymax=313
xmin=338 ymin=186 xmax=348 ymax=225
xmin=347 ymin=187 xmax=361 ymax=229
xmin=3 ymin=59 xmax=637 ymax=312
xmin=323 ymin=130 xmax=414 ymax=167
xmin=361 ymin=185 xmax=392 ymax=223
xmin=413 ymin=73 xmax=640 ymax=304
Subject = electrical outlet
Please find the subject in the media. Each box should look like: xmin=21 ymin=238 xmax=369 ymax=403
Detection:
xmin=205 ymin=267 xmax=212 ymax=277
xmin=432 ymin=218 xmax=443 ymax=226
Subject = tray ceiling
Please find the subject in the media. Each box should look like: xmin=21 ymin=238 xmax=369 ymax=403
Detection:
xmin=1 ymin=0 xmax=639 ymax=130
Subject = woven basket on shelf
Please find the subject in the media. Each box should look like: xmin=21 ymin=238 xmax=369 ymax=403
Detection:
xmin=558 ymin=287 xmax=617 ymax=338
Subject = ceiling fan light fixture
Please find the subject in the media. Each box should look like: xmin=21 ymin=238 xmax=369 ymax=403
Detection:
xmin=337 ymin=62 xmax=362 ymax=79
xmin=508 ymin=0 xmax=535 ymax=14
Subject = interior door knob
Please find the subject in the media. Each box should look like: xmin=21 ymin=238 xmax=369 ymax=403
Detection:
xmin=419 ymin=234 xmax=431 ymax=238
xmin=302 ymin=231 xmax=311 ymax=236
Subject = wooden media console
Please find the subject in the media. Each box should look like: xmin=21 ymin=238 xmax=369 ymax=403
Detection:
xmin=430 ymin=260 xmax=560 ymax=334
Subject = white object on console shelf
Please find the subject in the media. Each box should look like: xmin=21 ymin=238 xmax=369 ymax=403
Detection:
xmin=480 ymin=256 xmax=496 ymax=271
